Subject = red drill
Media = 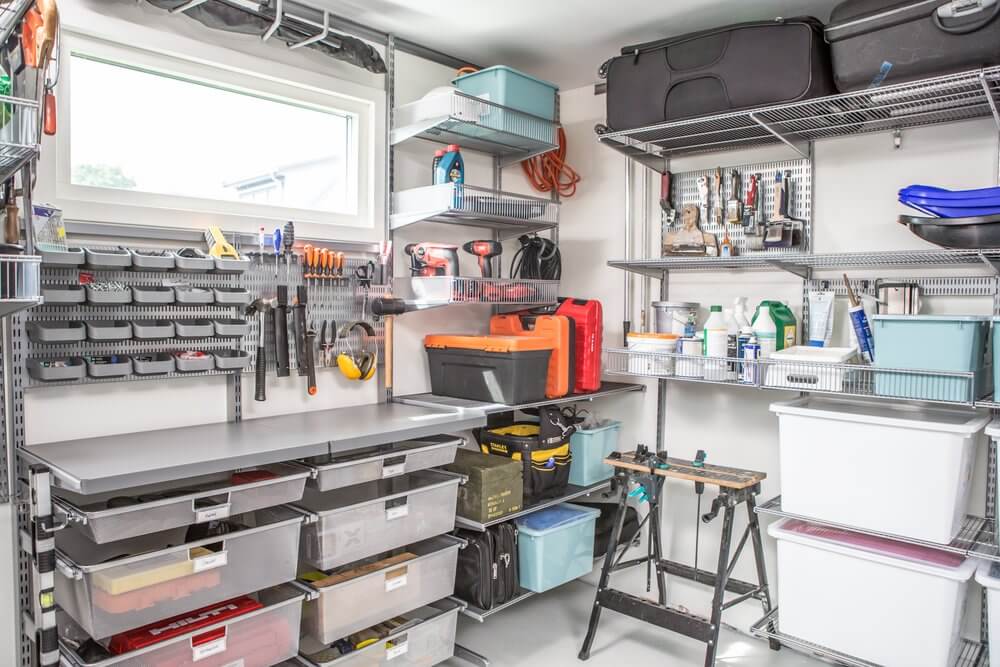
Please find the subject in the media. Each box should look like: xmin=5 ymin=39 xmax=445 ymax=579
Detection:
xmin=462 ymin=240 xmax=503 ymax=278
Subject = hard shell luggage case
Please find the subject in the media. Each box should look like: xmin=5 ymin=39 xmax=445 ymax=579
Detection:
xmin=601 ymin=18 xmax=834 ymax=132
xmin=826 ymin=0 xmax=1000 ymax=92
xmin=557 ymin=298 xmax=604 ymax=393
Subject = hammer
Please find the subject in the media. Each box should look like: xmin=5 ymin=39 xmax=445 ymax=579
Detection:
xmin=246 ymin=298 xmax=276 ymax=402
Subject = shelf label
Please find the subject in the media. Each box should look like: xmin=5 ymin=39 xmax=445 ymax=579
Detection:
xmin=192 ymin=637 xmax=227 ymax=662
xmin=193 ymin=551 xmax=228 ymax=573
xmin=386 ymin=640 xmax=408 ymax=660
xmin=386 ymin=504 xmax=409 ymax=521
xmin=221 ymin=661 xmax=244 ymax=667
xmin=195 ymin=504 xmax=231 ymax=523
xmin=382 ymin=462 xmax=405 ymax=478
xmin=385 ymin=567 xmax=408 ymax=592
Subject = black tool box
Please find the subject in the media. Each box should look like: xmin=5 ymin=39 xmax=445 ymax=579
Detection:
xmin=826 ymin=0 xmax=1000 ymax=92
xmin=602 ymin=17 xmax=835 ymax=132
xmin=443 ymin=449 xmax=524 ymax=524
xmin=424 ymin=335 xmax=552 ymax=405
xmin=454 ymin=524 xmax=519 ymax=610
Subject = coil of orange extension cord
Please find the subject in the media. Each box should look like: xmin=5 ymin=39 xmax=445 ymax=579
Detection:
xmin=522 ymin=127 xmax=580 ymax=198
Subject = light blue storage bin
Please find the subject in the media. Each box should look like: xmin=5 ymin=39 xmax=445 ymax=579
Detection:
xmin=873 ymin=314 xmax=991 ymax=403
xmin=569 ymin=421 xmax=622 ymax=486
xmin=516 ymin=503 xmax=600 ymax=593
xmin=452 ymin=66 xmax=558 ymax=121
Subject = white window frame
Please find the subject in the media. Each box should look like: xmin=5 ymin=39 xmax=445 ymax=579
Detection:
xmin=49 ymin=31 xmax=383 ymax=232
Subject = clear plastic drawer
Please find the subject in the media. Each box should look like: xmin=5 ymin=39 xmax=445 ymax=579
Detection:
xmin=299 ymin=437 xmax=461 ymax=492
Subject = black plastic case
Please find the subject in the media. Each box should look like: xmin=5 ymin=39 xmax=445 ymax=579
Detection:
xmin=425 ymin=347 xmax=551 ymax=405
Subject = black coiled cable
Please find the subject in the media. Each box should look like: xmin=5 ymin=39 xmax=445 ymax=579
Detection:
xmin=510 ymin=234 xmax=561 ymax=280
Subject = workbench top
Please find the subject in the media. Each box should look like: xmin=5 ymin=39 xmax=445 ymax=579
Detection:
xmin=607 ymin=452 xmax=766 ymax=490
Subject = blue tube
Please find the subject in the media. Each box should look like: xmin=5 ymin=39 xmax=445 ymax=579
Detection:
xmin=849 ymin=305 xmax=875 ymax=363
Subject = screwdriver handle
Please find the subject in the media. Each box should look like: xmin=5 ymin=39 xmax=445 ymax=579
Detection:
xmin=303 ymin=245 xmax=314 ymax=278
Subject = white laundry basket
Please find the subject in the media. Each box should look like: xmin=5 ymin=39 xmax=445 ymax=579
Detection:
xmin=770 ymin=397 xmax=988 ymax=543
xmin=770 ymin=518 xmax=975 ymax=667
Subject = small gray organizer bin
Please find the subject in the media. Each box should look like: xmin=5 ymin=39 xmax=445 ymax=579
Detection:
xmin=54 ymin=510 xmax=303 ymax=640
xmin=40 ymin=246 xmax=85 ymax=266
xmin=128 ymin=249 xmax=176 ymax=271
xmin=214 ymin=349 xmax=251 ymax=370
xmin=214 ymin=318 xmax=250 ymax=338
xmin=131 ymin=353 xmax=175 ymax=375
xmin=131 ymin=285 xmax=175 ymax=304
xmin=86 ymin=356 xmax=132 ymax=378
xmin=27 ymin=321 xmax=86 ymax=344
xmin=85 ymin=286 xmax=131 ymax=305
xmin=84 ymin=247 xmax=132 ymax=270
xmin=174 ymin=319 xmax=214 ymax=338
xmin=174 ymin=286 xmax=214 ymax=304
xmin=301 ymin=437 xmax=461 ymax=492
xmin=40 ymin=284 xmax=86 ymax=305
xmin=174 ymin=248 xmax=214 ymax=272
xmin=298 ymin=599 xmax=462 ymax=667
xmin=213 ymin=287 xmax=252 ymax=305
xmin=132 ymin=320 xmax=175 ymax=340
xmin=295 ymin=469 xmax=460 ymax=571
xmin=301 ymin=535 xmax=461 ymax=645
xmin=213 ymin=255 xmax=251 ymax=274
xmin=53 ymin=463 xmax=310 ymax=543
xmin=173 ymin=352 xmax=214 ymax=372
xmin=57 ymin=585 xmax=303 ymax=667
xmin=86 ymin=321 xmax=132 ymax=341
xmin=27 ymin=357 xmax=85 ymax=382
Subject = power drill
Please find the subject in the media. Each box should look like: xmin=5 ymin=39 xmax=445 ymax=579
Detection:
xmin=462 ymin=240 xmax=503 ymax=278
xmin=404 ymin=242 xmax=460 ymax=277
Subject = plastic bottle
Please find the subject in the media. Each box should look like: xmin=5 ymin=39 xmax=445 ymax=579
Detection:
xmin=737 ymin=326 xmax=753 ymax=380
xmin=683 ymin=311 xmax=697 ymax=338
xmin=752 ymin=300 xmax=797 ymax=351
xmin=741 ymin=335 xmax=760 ymax=384
xmin=431 ymin=149 xmax=446 ymax=183
xmin=702 ymin=306 xmax=728 ymax=380
xmin=435 ymin=144 xmax=465 ymax=207
xmin=733 ymin=297 xmax=751 ymax=329
xmin=752 ymin=303 xmax=778 ymax=359
xmin=724 ymin=308 xmax=739 ymax=380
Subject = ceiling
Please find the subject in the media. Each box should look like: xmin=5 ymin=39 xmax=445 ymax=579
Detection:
xmin=318 ymin=0 xmax=840 ymax=89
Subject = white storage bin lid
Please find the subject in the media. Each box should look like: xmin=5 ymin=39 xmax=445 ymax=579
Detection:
xmin=768 ymin=519 xmax=975 ymax=581
xmin=975 ymin=560 xmax=1000 ymax=590
xmin=770 ymin=396 xmax=990 ymax=434
xmin=516 ymin=502 xmax=600 ymax=537
xmin=872 ymin=314 xmax=991 ymax=322
xmin=984 ymin=419 xmax=1000 ymax=439
xmin=768 ymin=346 xmax=857 ymax=364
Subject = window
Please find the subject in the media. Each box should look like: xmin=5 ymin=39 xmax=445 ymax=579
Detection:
xmin=56 ymin=34 xmax=378 ymax=228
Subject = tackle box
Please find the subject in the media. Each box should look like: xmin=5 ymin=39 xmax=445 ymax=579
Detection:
xmin=85 ymin=286 xmax=131 ymax=305
xmin=452 ymin=65 xmax=558 ymax=121
xmin=568 ymin=420 xmax=621 ymax=486
xmin=40 ymin=283 xmax=86 ymax=305
xmin=173 ymin=351 xmax=214 ymax=372
xmin=213 ymin=318 xmax=250 ymax=338
xmin=131 ymin=353 xmax=175 ymax=375
xmin=424 ymin=334 xmax=553 ymax=405
xmin=127 ymin=249 xmax=175 ymax=271
xmin=131 ymin=320 xmax=176 ymax=340
xmin=131 ymin=285 xmax=175 ymax=305
xmin=298 ymin=437 xmax=462 ymax=492
xmin=54 ymin=510 xmax=302 ymax=639
xmin=516 ymin=503 xmax=600 ymax=593
xmin=295 ymin=469 xmax=460 ymax=571
xmin=213 ymin=287 xmax=252 ymax=306
xmin=174 ymin=319 xmax=215 ymax=338
xmin=58 ymin=586 xmax=303 ymax=667
xmin=174 ymin=248 xmax=215 ymax=272
xmin=84 ymin=247 xmax=132 ymax=270
xmin=297 ymin=599 xmax=462 ymax=667
xmin=174 ymin=286 xmax=214 ymax=304
xmin=86 ymin=321 xmax=132 ymax=342
xmin=27 ymin=357 xmax=86 ymax=382
xmin=213 ymin=349 xmax=251 ymax=370
xmin=53 ymin=464 xmax=309 ymax=543
xmin=300 ymin=535 xmax=461 ymax=645
xmin=40 ymin=246 xmax=84 ymax=266
xmin=86 ymin=355 xmax=132 ymax=379
xmin=27 ymin=320 xmax=86 ymax=344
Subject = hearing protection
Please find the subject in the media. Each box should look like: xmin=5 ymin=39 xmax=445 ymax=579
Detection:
xmin=337 ymin=321 xmax=378 ymax=381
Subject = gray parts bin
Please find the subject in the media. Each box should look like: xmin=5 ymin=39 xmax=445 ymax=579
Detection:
xmin=213 ymin=256 xmax=251 ymax=274
xmin=214 ymin=349 xmax=251 ymax=370
xmin=132 ymin=320 xmax=176 ymax=339
xmin=213 ymin=287 xmax=252 ymax=305
xmin=85 ymin=321 xmax=133 ymax=341
xmin=83 ymin=247 xmax=132 ymax=269
xmin=41 ymin=284 xmax=86 ymax=305
xmin=85 ymin=286 xmax=131 ymax=305
xmin=131 ymin=352 xmax=175 ymax=375
xmin=213 ymin=319 xmax=250 ymax=337
xmin=128 ymin=249 xmax=176 ymax=271
xmin=174 ymin=286 xmax=214 ymax=304
xmin=85 ymin=355 xmax=132 ymax=378
xmin=300 ymin=436 xmax=461 ymax=492
xmin=175 ymin=319 xmax=214 ymax=338
xmin=131 ymin=285 xmax=176 ymax=304
xmin=174 ymin=351 xmax=214 ymax=372
xmin=27 ymin=357 xmax=85 ymax=382
xmin=40 ymin=247 xmax=84 ymax=266
xmin=27 ymin=321 xmax=86 ymax=344
xmin=174 ymin=248 xmax=215 ymax=272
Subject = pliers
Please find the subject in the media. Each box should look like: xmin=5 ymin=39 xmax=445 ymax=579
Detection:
xmin=319 ymin=319 xmax=336 ymax=368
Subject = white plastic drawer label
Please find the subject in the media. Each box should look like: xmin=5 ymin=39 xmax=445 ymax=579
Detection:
xmin=192 ymin=637 xmax=227 ymax=662
xmin=192 ymin=551 xmax=228 ymax=573
xmin=195 ymin=504 xmax=231 ymax=523
xmin=221 ymin=662 xmax=244 ymax=667
xmin=385 ymin=567 xmax=408 ymax=592
xmin=386 ymin=504 xmax=409 ymax=521
xmin=386 ymin=640 xmax=408 ymax=660
xmin=382 ymin=462 xmax=406 ymax=478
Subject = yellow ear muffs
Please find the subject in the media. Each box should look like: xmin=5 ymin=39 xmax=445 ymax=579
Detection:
xmin=336 ymin=321 xmax=378 ymax=381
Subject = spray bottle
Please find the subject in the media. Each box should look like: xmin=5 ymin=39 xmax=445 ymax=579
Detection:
xmin=844 ymin=273 xmax=875 ymax=363
xmin=733 ymin=297 xmax=751 ymax=329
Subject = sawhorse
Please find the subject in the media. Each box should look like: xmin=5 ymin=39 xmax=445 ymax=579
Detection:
xmin=579 ymin=451 xmax=780 ymax=666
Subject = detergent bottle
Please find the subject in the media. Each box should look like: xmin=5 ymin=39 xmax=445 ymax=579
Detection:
xmin=435 ymin=144 xmax=465 ymax=206
xmin=752 ymin=300 xmax=798 ymax=352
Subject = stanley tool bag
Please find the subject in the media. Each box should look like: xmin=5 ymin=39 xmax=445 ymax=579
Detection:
xmin=826 ymin=0 xmax=1000 ymax=92
xmin=601 ymin=18 xmax=835 ymax=132
xmin=454 ymin=524 xmax=519 ymax=610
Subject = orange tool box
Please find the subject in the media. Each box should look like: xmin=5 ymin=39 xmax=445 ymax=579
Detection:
xmin=489 ymin=314 xmax=575 ymax=399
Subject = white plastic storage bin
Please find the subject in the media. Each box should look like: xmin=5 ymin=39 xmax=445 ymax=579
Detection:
xmin=763 ymin=346 xmax=857 ymax=392
xmin=301 ymin=535 xmax=461 ymax=645
xmin=626 ymin=332 xmax=678 ymax=375
xmin=297 ymin=470 xmax=460 ymax=570
xmin=976 ymin=561 xmax=1000 ymax=662
xmin=516 ymin=503 xmax=600 ymax=593
xmin=771 ymin=397 xmax=987 ymax=543
xmin=770 ymin=519 xmax=975 ymax=667
xmin=568 ymin=420 xmax=621 ymax=486
xmin=55 ymin=510 xmax=301 ymax=639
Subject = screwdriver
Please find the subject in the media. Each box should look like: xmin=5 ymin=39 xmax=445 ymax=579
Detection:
xmin=272 ymin=227 xmax=282 ymax=278
xmin=303 ymin=244 xmax=314 ymax=290
xmin=258 ymin=226 xmax=266 ymax=265
xmin=283 ymin=220 xmax=295 ymax=282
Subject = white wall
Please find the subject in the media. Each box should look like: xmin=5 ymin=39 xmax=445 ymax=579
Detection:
xmin=557 ymin=82 xmax=1000 ymax=634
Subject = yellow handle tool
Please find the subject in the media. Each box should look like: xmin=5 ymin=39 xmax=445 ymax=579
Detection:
xmin=205 ymin=226 xmax=240 ymax=258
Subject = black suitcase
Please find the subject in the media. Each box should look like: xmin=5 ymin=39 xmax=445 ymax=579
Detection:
xmin=454 ymin=524 xmax=519 ymax=610
xmin=602 ymin=17 xmax=835 ymax=132
xmin=826 ymin=0 xmax=1000 ymax=92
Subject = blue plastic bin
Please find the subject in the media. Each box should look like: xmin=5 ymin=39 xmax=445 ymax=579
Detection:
xmin=873 ymin=314 xmax=991 ymax=403
xmin=452 ymin=66 xmax=558 ymax=121
xmin=516 ymin=503 xmax=600 ymax=593
xmin=569 ymin=421 xmax=622 ymax=486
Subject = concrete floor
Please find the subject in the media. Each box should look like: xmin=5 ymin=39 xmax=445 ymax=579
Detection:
xmin=443 ymin=576 xmax=825 ymax=667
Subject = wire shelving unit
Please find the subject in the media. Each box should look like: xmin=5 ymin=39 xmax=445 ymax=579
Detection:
xmin=391 ymin=183 xmax=559 ymax=237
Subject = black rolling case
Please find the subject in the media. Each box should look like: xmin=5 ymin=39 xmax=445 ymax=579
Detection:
xmin=602 ymin=17 xmax=835 ymax=132
xmin=826 ymin=0 xmax=1000 ymax=92
xmin=454 ymin=524 xmax=519 ymax=610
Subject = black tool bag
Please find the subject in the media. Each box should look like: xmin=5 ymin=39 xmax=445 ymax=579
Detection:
xmin=578 ymin=502 xmax=641 ymax=559
xmin=454 ymin=524 xmax=519 ymax=610
xmin=826 ymin=0 xmax=1000 ymax=92
xmin=602 ymin=17 xmax=835 ymax=132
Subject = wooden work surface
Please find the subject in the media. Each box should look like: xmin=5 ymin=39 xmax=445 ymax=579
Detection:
xmin=606 ymin=452 xmax=766 ymax=490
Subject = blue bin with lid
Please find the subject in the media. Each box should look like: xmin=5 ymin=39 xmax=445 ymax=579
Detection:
xmin=569 ymin=420 xmax=622 ymax=486
xmin=516 ymin=502 xmax=600 ymax=593
xmin=452 ymin=65 xmax=558 ymax=121
xmin=873 ymin=314 xmax=991 ymax=403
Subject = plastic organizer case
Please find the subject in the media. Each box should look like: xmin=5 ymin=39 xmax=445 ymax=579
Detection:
xmin=213 ymin=319 xmax=249 ymax=338
xmin=40 ymin=283 xmax=86 ymax=305
xmin=175 ymin=320 xmax=215 ymax=338
xmin=53 ymin=464 xmax=310 ymax=543
xmin=127 ymin=249 xmax=175 ymax=271
xmin=301 ymin=534 xmax=461 ymax=645
xmin=213 ymin=287 xmax=252 ymax=306
xmin=86 ymin=321 xmax=132 ymax=342
xmin=84 ymin=247 xmax=132 ymax=270
xmin=174 ymin=351 xmax=214 ymax=372
xmin=297 ymin=599 xmax=461 ymax=667
xmin=174 ymin=248 xmax=214 ymax=273
xmin=86 ymin=356 xmax=132 ymax=379
xmin=516 ymin=503 xmax=600 ymax=593
xmin=40 ymin=246 xmax=84 ymax=266
xmin=131 ymin=286 xmax=175 ymax=305
xmin=28 ymin=357 xmax=86 ymax=382
xmin=132 ymin=320 xmax=176 ymax=340
xmin=58 ymin=585 xmax=303 ymax=667
xmin=27 ymin=320 xmax=86 ymax=344
xmin=296 ymin=470 xmax=460 ymax=571
xmin=131 ymin=353 xmax=175 ymax=375
xmin=213 ymin=349 xmax=251 ymax=370
xmin=85 ymin=286 xmax=132 ymax=305
xmin=175 ymin=287 xmax=214 ymax=305
xmin=213 ymin=256 xmax=251 ymax=274
xmin=299 ymin=437 xmax=462 ymax=492
xmin=55 ymin=509 xmax=302 ymax=639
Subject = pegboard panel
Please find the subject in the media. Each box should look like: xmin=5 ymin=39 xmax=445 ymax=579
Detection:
xmin=806 ymin=276 xmax=999 ymax=298
xmin=667 ymin=158 xmax=812 ymax=256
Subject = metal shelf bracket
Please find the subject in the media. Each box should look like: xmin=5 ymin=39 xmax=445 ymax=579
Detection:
xmin=747 ymin=112 xmax=812 ymax=160
xmin=764 ymin=259 xmax=811 ymax=280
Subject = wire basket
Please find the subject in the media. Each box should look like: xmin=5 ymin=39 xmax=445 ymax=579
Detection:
xmin=0 ymin=254 xmax=41 ymax=314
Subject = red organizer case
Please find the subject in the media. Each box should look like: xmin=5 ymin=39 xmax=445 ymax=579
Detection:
xmin=556 ymin=298 xmax=603 ymax=393
xmin=108 ymin=596 xmax=262 ymax=654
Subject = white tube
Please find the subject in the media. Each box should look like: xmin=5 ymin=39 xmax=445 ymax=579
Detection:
xmin=807 ymin=291 xmax=835 ymax=347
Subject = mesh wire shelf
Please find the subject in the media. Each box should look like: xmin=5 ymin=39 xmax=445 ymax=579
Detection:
xmin=0 ymin=254 xmax=41 ymax=316
xmin=392 ymin=90 xmax=558 ymax=165
xmin=756 ymin=496 xmax=999 ymax=562
xmin=750 ymin=609 xmax=985 ymax=667
xmin=598 ymin=66 xmax=1000 ymax=166
xmin=603 ymin=348 xmax=980 ymax=407
xmin=391 ymin=183 xmax=559 ymax=236
xmin=395 ymin=276 xmax=559 ymax=308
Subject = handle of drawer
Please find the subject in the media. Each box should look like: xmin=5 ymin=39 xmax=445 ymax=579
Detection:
xmin=192 ymin=497 xmax=232 ymax=523
xmin=190 ymin=626 xmax=228 ymax=662
xmin=189 ymin=546 xmax=229 ymax=573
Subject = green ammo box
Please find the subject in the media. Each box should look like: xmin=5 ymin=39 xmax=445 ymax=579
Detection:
xmin=443 ymin=449 xmax=523 ymax=524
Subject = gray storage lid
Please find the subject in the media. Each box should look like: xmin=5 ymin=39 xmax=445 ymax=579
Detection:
xmin=652 ymin=301 xmax=698 ymax=309
xmin=872 ymin=314 xmax=990 ymax=322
